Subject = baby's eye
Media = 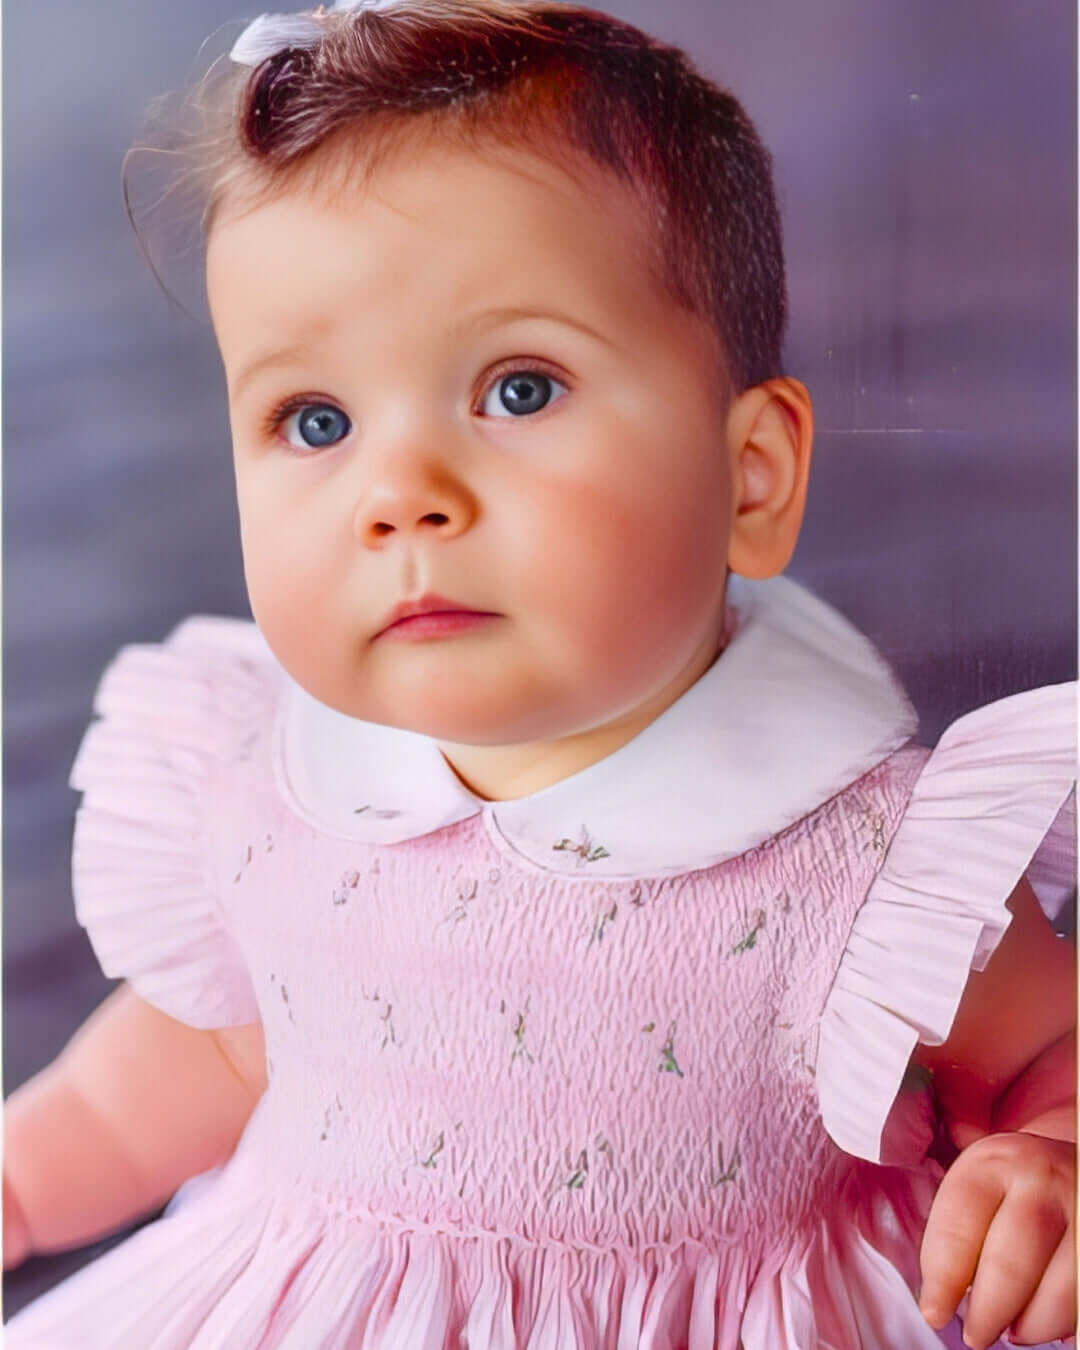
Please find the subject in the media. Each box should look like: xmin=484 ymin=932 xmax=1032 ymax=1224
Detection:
xmin=278 ymin=402 xmax=351 ymax=450
xmin=480 ymin=369 xmax=568 ymax=418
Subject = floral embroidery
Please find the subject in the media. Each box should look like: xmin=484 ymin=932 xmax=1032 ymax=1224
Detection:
xmin=659 ymin=1022 xmax=685 ymax=1077
xmin=510 ymin=1005 xmax=536 ymax=1066
xmin=731 ymin=909 xmax=766 ymax=955
xmin=440 ymin=877 xmax=478 ymax=930
xmin=332 ymin=867 xmax=361 ymax=907
xmin=710 ymin=1140 xmax=740 ymax=1185
xmin=549 ymin=1135 xmax=612 ymax=1201
xmin=268 ymin=972 xmax=294 ymax=1022
xmin=404 ymin=1123 xmax=465 ymax=1185
xmin=553 ymin=825 xmax=610 ymax=865
xmin=318 ymin=1094 xmax=345 ymax=1142
xmin=232 ymin=843 xmax=254 ymax=884
xmin=566 ymin=1150 xmax=589 ymax=1190
xmin=360 ymin=984 xmax=399 ymax=1048
xmin=379 ymin=1003 xmax=397 ymax=1049
xmin=419 ymin=1131 xmax=445 ymax=1168
xmin=498 ymin=998 xmax=537 ymax=1065
xmin=589 ymin=900 xmax=618 ymax=945
xmin=860 ymin=804 xmax=887 ymax=852
xmin=546 ymin=1148 xmax=590 ymax=1200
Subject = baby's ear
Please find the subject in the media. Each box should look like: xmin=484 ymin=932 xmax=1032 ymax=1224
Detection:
xmin=725 ymin=377 xmax=813 ymax=579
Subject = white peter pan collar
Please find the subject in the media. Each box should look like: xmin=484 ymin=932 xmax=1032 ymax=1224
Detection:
xmin=273 ymin=575 xmax=919 ymax=878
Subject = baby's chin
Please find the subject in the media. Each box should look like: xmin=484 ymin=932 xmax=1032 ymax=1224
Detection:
xmin=327 ymin=701 xmax=576 ymax=748
xmin=309 ymin=675 xmax=605 ymax=750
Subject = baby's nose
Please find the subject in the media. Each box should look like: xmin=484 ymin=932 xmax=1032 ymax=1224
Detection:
xmin=352 ymin=474 xmax=475 ymax=547
xmin=363 ymin=506 xmax=450 ymax=541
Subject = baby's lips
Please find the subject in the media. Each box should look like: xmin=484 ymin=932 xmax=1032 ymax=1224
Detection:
xmin=374 ymin=591 xmax=495 ymax=637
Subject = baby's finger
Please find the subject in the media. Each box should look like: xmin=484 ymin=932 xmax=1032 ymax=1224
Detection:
xmin=1008 ymin=1232 xmax=1077 ymax=1347
xmin=919 ymin=1168 xmax=1003 ymax=1328
xmin=958 ymin=1194 xmax=1066 ymax=1350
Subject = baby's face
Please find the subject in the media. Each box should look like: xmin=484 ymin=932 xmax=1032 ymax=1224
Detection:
xmin=207 ymin=129 xmax=737 ymax=769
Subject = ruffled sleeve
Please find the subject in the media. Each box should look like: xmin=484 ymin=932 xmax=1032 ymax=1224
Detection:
xmin=68 ymin=616 xmax=278 ymax=1029
xmin=816 ymin=682 xmax=1077 ymax=1164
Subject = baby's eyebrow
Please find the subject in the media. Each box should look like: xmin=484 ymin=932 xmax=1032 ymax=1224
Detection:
xmin=462 ymin=304 xmax=615 ymax=351
xmin=231 ymin=342 xmax=318 ymax=402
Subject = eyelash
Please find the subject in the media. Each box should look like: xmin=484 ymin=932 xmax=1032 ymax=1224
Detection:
xmin=258 ymin=357 xmax=570 ymax=443
xmin=260 ymin=395 xmax=330 ymax=443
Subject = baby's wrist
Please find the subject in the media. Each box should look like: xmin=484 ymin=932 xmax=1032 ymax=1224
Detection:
xmin=1014 ymin=1105 xmax=1077 ymax=1145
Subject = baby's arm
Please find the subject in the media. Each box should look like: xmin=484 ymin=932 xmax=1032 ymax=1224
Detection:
xmin=3 ymin=983 xmax=266 ymax=1269
xmin=989 ymin=1026 xmax=1076 ymax=1142
xmin=914 ymin=876 xmax=1076 ymax=1349
xmin=913 ymin=877 xmax=1076 ymax=1151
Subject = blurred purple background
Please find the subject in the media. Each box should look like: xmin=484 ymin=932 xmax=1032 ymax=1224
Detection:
xmin=3 ymin=0 xmax=1076 ymax=1316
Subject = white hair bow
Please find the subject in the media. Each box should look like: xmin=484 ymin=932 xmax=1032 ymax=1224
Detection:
xmin=230 ymin=1 xmax=400 ymax=67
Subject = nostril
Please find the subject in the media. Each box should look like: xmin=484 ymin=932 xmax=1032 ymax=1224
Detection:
xmin=366 ymin=513 xmax=451 ymax=537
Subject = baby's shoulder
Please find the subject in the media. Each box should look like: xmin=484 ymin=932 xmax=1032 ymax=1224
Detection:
xmin=71 ymin=614 xmax=283 ymax=789
xmin=67 ymin=616 xmax=280 ymax=1028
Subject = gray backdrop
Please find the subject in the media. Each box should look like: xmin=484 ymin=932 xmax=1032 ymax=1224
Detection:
xmin=4 ymin=0 xmax=1076 ymax=1317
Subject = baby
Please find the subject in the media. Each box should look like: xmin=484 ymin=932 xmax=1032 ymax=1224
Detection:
xmin=4 ymin=2 xmax=1075 ymax=1347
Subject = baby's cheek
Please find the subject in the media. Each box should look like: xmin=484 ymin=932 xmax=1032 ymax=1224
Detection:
xmin=240 ymin=526 xmax=342 ymax=687
xmin=242 ymin=530 xmax=302 ymax=629
xmin=584 ymin=502 xmax=722 ymax=636
xmin=533 ymin=507 xmax=717 ymax=719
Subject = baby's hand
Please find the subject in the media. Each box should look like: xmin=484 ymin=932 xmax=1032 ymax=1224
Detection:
xmin=918 ymin=1131 xmax=1075 ymax=1349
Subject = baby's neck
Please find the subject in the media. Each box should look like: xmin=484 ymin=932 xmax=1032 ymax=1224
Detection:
xmin=438 ymin=719 xmax=646 ymax=802
xmin=437 ymin=623 xmax=728 ymax=802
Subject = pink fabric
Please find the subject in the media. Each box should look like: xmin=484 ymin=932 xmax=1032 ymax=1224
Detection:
xmin=818 ymin=682 xmax=1078 ymax=1164
xmin=5 ymin=620 xmax=1075 ymax=1349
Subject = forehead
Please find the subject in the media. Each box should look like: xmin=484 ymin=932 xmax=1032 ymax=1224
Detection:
xmin=205 ymin=124 xmax=709 ymax=357
xmin=210 ymin=115 xmax=654 ymax=248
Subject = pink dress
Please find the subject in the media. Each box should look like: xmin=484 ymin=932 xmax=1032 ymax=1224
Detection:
xmin=5 ymin=577 xmax=1075 ymax=1350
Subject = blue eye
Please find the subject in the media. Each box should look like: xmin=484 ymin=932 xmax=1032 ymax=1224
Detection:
xmin=279 ymin=402 xmax=351 ymax=450
xmin=481 ymin=370 xmax=567 ymax=418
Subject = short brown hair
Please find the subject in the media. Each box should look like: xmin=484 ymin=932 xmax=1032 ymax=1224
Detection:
xmin=135 ymin=0 xmax=787 ymax=391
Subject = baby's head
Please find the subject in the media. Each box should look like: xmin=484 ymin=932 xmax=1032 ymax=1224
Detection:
xmin=178 ymin=0 xmax=812 ymax=794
